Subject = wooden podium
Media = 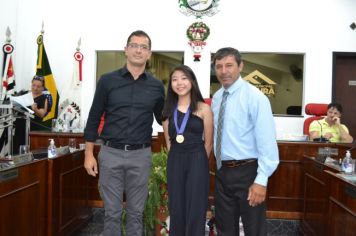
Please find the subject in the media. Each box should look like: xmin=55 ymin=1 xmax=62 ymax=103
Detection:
xmin=0 ymin=159 xmax=47 ymax=236
xmin=0 ymin=150 xmax=91 ymax=236
xmin=301 ymin=156 xmax=356 ymax=235
xmin=28 ymin=131 xmax=355 ymax=223
xmin=29 ymin=131 xmax=166 ymax=208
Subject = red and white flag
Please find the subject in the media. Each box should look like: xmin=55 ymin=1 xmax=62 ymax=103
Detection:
xmin=73 ymin=50 xmax=83 ymax=86
xmin=56 ymin=40 xmax=83 ymax=131
xmin=1 ymin=43 xmax=16 ymax=100
xmin=1 ymin=29 xmax=16 ymax=157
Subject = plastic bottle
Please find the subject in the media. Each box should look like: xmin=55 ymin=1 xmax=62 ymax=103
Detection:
xmin=342 ymin=150 xmax=353 ymax=174
xmin=48 ymin=139 xmax=57 ymax=159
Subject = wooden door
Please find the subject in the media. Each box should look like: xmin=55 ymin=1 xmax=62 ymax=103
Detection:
xmin=332 ymin=52 xmax=356 ymax=140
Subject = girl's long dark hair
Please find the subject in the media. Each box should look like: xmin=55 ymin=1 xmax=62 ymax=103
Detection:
xmin=162 ymin=65 xmax=204 ymax=120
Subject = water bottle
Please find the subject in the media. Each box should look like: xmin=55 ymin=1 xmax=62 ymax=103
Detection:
xmin=48 ymin=139 xmax=57 ymax=159
xmin=342 ymin=150 xmax=353 ymax=174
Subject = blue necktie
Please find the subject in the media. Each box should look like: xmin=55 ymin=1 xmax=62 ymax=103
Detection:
xmin=216 ymin=91 xmax=229 ymax=169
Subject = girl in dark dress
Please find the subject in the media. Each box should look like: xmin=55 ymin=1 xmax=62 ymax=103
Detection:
xmin=162 ymin=65 xmax=213 ymax=235
xmin=29 ymin=75 xmax=48 ymax=131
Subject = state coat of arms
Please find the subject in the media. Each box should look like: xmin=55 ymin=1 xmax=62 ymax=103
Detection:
xmin=179 ymin=0 xmax=220 ymax=18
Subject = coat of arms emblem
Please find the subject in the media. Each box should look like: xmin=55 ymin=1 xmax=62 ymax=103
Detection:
xmin=179 ymin=0 xmax=220 ymax=18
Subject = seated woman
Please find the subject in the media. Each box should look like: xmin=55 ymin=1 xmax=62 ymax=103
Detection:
xmin=29 ymin=75 xmax=49 ymax=131
xmin=309 ymin=103 xmax=353 ymax=143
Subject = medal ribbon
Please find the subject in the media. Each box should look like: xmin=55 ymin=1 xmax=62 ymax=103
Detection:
xmin=174 ymin=106 xmax=191 ymax=136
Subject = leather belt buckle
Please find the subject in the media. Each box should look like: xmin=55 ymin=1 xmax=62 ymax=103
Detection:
xmin=227 ymin=161 xmax=239 ymax=168
xmin=105 ymin=142 xmax=150 ymax=151
xmin=222 ymin=159 xmax=256 ymax=168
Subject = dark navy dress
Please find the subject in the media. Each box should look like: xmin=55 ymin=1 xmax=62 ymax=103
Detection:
xmin=30 ymin=94 xmax=47 ymax=131
xmin=167 ymin=110 xmax=209 ymax=236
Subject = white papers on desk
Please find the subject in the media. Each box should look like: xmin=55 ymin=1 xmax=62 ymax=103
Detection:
xmin=9 ymin=93 xmax=35 ymax=114
xmin=277 ymin=134 xmax=308 ymax=141
xmin=325 ymin=157 xmax=335 ymax=163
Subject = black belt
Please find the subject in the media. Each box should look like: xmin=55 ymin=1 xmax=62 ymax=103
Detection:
xmin=221 ymin=159 xmax=256 ymax=168
xmin=105 ymin=142 xmax=150 ymax=151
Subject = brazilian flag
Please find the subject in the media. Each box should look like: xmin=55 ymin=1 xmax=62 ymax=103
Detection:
xmin=36 ymin=34 xmax=59 ymax=126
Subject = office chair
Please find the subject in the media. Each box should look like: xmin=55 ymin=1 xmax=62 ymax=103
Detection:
xmin=303 ymin=103 xmax=328 ymax=135
xmin=204 ymin=98 xmax=212 ymax=106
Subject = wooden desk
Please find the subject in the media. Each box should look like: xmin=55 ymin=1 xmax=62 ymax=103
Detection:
xmin=47 ymin=150 xmax=91 ymax=236
xmin=0 ymin=150 xmax=91 ymax=236
xmin=267 ymin=141 xmax=333 ymax=219
xmin=0 ymin=160 xmax=47 ymax=236
xmin=301 ymin=156 xmax=340 ymax=235
xmin=29 ymin=131 xmax=165 ymax=152
xmin=326 ymin=170 xmax=356 ymax=236
xmin=28 ymin=132 xmax=356 ymax=220
xmin=29 ymin=131 xmax=166 ymax=208
xmin=266 ymin=141 xmax=354 ymax=219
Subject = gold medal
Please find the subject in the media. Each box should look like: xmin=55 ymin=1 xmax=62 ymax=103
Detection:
xmin=176 ymin=135 xmax=184 ymax=143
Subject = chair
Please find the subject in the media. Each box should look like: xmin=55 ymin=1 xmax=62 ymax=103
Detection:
xmin=98 ymin=114 xmax=105 ymax=134
xmin=303 ymin=103 xmax=328 ymax=135
xmin=204 ymin=98 xmax=212 ymax=106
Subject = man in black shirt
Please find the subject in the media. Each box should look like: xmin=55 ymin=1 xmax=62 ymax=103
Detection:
xmin=84 ymin=30 xmax=165 ymax=236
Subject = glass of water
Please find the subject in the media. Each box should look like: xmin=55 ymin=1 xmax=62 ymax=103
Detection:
xmin=19 ymin=145 xmax=30 ymax=155
xmin=68 ymin=138 xmax=76 ymax=153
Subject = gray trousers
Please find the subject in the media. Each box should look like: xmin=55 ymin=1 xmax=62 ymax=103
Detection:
xmin=98 ymin=145 xmax=152 ymax=236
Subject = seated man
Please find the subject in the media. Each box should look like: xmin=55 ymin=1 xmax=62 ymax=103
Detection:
xmin=309 ymin=103 xmax=353 ymax=143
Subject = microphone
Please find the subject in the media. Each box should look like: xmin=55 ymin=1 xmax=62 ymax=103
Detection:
xmin=313 ymin=120 xmax=329 ymax=142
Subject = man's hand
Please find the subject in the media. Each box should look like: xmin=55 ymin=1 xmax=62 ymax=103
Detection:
xmin=247 ymin=183 xmax=267 ymax=207
xmin=84 ymin=151 xmax=98 ymax=177
xmin=324 ymin=132 xmax=334 ymax=140
xmin=332 ymin=116 xmax=341 ymax=125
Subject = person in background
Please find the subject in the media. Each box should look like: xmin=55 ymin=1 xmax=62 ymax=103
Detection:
xmin=162 ymin=65 xmax=213 ymax=235
xmin=29 ymin=75 xmax=48 ymax=131
xmin=83 ymin=30 xmax=165 ymax=236
xmin=309 ymin=103 xmax=353 ymax=143
xmin=212 ymin=47 xmax=279 ymax=235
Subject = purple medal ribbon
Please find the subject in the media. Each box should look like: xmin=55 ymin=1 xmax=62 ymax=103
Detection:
xmin=174 ymin=106 xmax=190 ymax=143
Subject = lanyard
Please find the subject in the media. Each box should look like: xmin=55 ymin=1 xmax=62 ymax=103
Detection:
xmin=173 ymin=106 xmax=190 ymax=143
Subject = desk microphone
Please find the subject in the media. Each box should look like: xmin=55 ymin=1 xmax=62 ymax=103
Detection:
xmin=313 ymin=120 xmax=329 ymax=142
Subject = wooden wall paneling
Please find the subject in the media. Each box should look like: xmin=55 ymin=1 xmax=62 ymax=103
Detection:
xmin=266 ymin=142 xmax=306 ymax=219
xmin=47 ymin=151 xmax=90 ymax=236
xmin=326 ymin=171 xmax=356 ymax=236
xmin=0 ymin=160 xmax=47 ymax=236
xmin=301 ymin=156 xmax=335 ymax=235
xmin=30 ymin=131 xmax=85 ymax=150
xmin=29 ymin=132 xmax=355 ymax=223
xmin=151 ymin=132 xmax=166 ymax=152
xmin=266 ymin=142 xmax=348 ymax=219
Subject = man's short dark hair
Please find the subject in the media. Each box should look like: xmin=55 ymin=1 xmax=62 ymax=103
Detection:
xmin=328 ymin=102 xmax=343 ymax=113
xmin=213 ymin=47 xmax=242 ymax=66
xmin=127 ymin=30 xmax=151 ymax=49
